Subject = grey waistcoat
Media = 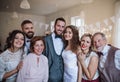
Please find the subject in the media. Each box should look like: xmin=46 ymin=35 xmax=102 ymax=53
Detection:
xmin=99 ymin=45 xmax=120 ymax=82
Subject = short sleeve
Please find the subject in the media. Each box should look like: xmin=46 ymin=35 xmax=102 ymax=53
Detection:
xmin=114 ymin=50 xmax=120 ymax=70
xmin=91 ymin=51 xmax=99 ymax=58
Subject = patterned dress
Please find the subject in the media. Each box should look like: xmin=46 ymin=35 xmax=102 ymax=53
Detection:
xmin=0 ymin=49 xmax=25 ymax=82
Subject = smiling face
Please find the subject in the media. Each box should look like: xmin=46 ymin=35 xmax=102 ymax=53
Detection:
xmin=81 ymin=36 xmax=92 ymax=52
xmin=64 ymin=27 xmax=73 ymax=41
xmin=54 ymin=20 xmax=66 ymax=35
xmin=93 ymin=34 xmax=106 ymax=52
xmin=33 ymin=40 xmax=45 ymax=55
xmin=13 ymin=33 xmax=25 ymax=49
xmin=22 ymin=23 xmax=34 ymax=39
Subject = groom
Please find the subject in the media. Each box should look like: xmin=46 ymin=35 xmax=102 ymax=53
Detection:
xmin=43 ymin=17 xmax=66 ymax=82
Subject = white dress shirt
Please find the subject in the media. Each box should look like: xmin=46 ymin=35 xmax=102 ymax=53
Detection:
xmin=52 ymin=33 xmax=64 ymax=55
xmin=24 ymin=38 xmax=31 ymax=54
xmin=100 ymin=44 xmax=120 ymax=70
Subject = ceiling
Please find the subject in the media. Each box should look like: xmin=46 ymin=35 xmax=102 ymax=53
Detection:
xmin=0 ymin=0 xmax=94 ymax=16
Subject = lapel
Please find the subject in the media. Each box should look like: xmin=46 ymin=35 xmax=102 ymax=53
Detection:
xmin=47 ymin=34 xmax=64 ymax=56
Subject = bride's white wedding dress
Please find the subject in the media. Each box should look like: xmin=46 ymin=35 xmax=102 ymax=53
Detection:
xmin=62 ymin=50 xmax=78 ymax=82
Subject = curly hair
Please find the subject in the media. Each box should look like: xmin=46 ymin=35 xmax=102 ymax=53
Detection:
xmin=30 ymin=36 xmax=45 ymax=53
xmin=63 ymin=25 xmax=80 ymax=53
xmin=5 ymin=30 xmax=25 ymax=50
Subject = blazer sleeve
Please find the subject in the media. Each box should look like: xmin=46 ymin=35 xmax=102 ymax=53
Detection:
xmin=43 ymin=36 xmax=53 ymax=68
xmin=115 ymin=50 xmax=120 ymax=70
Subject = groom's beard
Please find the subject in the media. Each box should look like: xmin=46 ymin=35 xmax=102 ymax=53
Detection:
xmin=26 ymin=31 xmax=34 ymax=39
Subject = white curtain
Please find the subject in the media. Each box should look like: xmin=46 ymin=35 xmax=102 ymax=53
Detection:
xmin=113 ymin=1 xmax=120 ymax=48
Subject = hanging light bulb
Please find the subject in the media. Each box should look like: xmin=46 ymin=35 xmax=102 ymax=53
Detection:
xmin=12 ymin=11 xmax=18 ymax=18
xmin=80 ymin=0 xmax=93 ymax=4
xmin=20 ymin=0 xmax=30 ymax=9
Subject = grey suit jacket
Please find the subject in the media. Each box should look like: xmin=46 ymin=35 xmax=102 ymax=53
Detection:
xmin=43 ymin=34 xmax=64 ymax=82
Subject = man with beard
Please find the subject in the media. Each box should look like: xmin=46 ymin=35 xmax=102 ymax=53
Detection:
xmin=21 ymin=20 xmax=34 ymax=54
xmin=43 ymin=17 xmax=66 ymax=82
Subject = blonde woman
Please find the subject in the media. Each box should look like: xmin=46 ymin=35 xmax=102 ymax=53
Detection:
xmin=78 ymin=33 xmax=99 ymax=82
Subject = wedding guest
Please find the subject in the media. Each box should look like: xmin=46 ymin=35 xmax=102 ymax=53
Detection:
xmin=78 ymin=33 xmax=99 ymax=82
xmin=21 ymin=20 xmax=35 ymax=54
xmin=0 ymin=30 xmax=26 ymax=82
xmin=17 ymin=36 xmax=48 ymax=82
xmin=92 ymin=32 xmax=120 ymax=82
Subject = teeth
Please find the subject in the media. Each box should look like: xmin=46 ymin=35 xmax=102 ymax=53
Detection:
xmin=82 ymin=46 xmax=86 ymax=48
xmin=17 ymin=43 xmax=21 ymax=45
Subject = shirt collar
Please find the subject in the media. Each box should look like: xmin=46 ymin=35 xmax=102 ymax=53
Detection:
xmin=101 ymin=44 xmax=110 ymax=55
xmin=26 ymin=37 xmax=31 ymax=42
xmin=31 ymin=53 xmax=41 ymax=58
xmin=52 ymin=32 xmax=61 ymax=39
xmin=7 ymin=49 xmax=21 ymax=54
xmin=52 ymin=32 xmax=55 ymax=38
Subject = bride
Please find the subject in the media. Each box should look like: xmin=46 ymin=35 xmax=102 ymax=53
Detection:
xmin=62 ymin=25 xmax=82 ymax=82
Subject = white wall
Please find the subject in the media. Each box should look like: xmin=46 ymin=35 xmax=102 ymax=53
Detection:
xmin=46 ymin=0 xmax=115 ymax=44
xmin=113 ymin=1 xmax=120 ymax=48
xmin=0 ymin=12 xmax=46 ymax=50
xmin=46 ymin=0 xmax=114 ymax=24
xmin=0 ymin=0 xmax=117 ymax=49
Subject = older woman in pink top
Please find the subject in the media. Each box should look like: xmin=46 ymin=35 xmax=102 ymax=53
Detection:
xmin=17 ymin=36 xmax=48 ymax=82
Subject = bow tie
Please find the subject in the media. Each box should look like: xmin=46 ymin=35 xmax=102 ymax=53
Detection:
xmin=55 ymin=35 xmax=62 ymax=38
xmin=27 ymin=40 xmax=31 ymax=42
xmin=97 ymin=52 xmax=103 ymax=57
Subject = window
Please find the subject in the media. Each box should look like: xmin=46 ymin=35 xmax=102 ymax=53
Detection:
xmin=71 ymin=16 xmax=85 ymax=38
xmin=50 ymin=21 xmax=55 ymax=32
